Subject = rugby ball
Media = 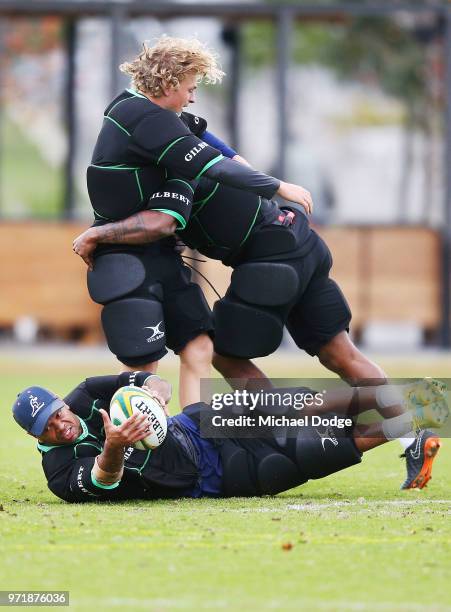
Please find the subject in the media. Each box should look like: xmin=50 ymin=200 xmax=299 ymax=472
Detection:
xmin=109 ymin=385 xmax=167 ymax=450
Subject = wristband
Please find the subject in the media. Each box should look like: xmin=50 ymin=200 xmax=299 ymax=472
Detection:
xmin=127 ymin=371 xmax=159 ymax=387
xmin=92 ymin=456 xmax=123 ymax=486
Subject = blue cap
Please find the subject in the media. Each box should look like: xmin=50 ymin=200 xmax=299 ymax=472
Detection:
xmin=12 ymin=386 xmax=65 ymax=436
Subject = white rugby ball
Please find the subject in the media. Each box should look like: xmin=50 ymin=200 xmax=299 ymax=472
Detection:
xmin=109 ymin=385 xmax=167 ymax=450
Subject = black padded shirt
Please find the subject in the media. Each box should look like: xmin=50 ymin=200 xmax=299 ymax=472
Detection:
xmin=37 ymin=373 xmax=199 ymax=503
xmin=92 ymin=90 xmax=280 ymax=198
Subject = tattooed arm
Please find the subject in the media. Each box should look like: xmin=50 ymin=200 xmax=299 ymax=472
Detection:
xmin=72 ymin=211 xmax=176 ymax=270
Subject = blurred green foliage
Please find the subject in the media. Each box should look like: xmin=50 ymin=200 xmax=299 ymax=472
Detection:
xmin=324 ymin=17 xmax=430 ymax=123
xmin=1 ymin=116 xmax=63 ymax=218
xmin=242 ymin=12 xmax=435 ymax=126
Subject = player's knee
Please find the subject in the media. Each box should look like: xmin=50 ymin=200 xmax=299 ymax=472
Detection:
xmin=318 ymin=333 xmax=386 ymax=383
xmin=179 ymin=334 xmax=213 ymax=369
xmin=318 ymin=332 xmax=359 ymax=372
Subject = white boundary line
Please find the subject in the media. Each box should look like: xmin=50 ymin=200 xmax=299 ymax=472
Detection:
xmin=286 ymin=499 xmax=451 ymax=511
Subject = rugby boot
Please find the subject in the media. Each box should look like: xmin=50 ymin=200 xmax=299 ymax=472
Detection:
xmin=400 ymin=430 xmax=441 ymax=490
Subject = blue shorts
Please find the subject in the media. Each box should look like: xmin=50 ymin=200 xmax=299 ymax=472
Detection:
xmin=171 ymin=413 xmax=222 ymax=497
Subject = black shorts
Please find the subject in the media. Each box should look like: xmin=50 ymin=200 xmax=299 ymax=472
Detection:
xmin=285 ymin=234 xmax=352 ymax=356
xmin=215 ymin=232 xmax=351 ymax=358
xmin=160 ymin=258 xmax=214 ymax=354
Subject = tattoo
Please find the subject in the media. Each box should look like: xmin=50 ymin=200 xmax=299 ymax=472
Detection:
xmin=135 ymin=213 xmax=155 ymax=242
xmin=93 ymin=212 xmax=172 ymax=245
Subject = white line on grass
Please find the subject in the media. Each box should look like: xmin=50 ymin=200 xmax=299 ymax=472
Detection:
xmin=286 ymin=499 xmax=451 ymax=511
xmin=228 ymin=500 xmax=451 ymax=514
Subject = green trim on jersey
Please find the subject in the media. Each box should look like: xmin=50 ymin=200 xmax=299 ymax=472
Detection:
xmin=166 ymin=178 xmax=195 ymax=195
xmin=135 ymin=170 xmax=144 ymax=201
xmin=90 ymin=164 xmax=140 ymax=171
xmin=85 ymin=400 xmax=100 ymax=422
xmin=124 ymin=449 xmax=152 ymax=475
xmin=91 ymin=474 xmax=121 ymax=490
xmin=93 ymin=208 xmax=112 ymax=221
xmin=192 ymin=183 xmax=219 ymax=217
xmin=153 ymin=208 xmax=187 ymax=230
xmin=239 ymin=197 xmax=262 ymax=248
xmin=140 ymin=450 xmax=152 ymax=472
xmin=77 ymin=418 xmax=89 ymax=441
xmin=195 ymin=154 xmax=224 ymax=180
xmin=157 ymin=137 xmax=187 ymax=165
xmin=191 ymin=219 xmax=216 ymax=246
xmin=126 ymin=88 xmax=147 ymax=99
xmin=107 ymin=96 xmax=133 ymax=116
xmin=103 ymin=115 xmax=131 ymax=137
xmin=37 ymin=418 xmax=89 ymax=453
xmin=74 ymin=441 xmax=103 ymax=457
xmin=37 ymin=442 xmax=57 ymax=453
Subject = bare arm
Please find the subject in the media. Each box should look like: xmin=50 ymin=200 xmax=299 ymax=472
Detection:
xmin=277 ymin=181 xmax=312 ymax=214
xmin=93 ymin=409 xmax=150 ymax=484
xmin=73 ymin=211 xmax=176 ymax=270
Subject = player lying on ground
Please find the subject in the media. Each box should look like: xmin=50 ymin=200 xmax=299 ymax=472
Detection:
xmin=12 ymin=374 xmax=448 ymax=502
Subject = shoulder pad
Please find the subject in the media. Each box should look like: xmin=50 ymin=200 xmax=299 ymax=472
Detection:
xmin=132 ymin=107 xmax=191 ymax=153
xmin=181 ymin=112 xmax=207 ymax=136
xmin=109 ymin=95 xmax=156 ymax=133
xmin=104 ymin=90 xmax=134 ymax=115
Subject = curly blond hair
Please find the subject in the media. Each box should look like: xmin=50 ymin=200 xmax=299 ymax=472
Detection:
xmin=119 ymin=36 xmax=225 ymax=97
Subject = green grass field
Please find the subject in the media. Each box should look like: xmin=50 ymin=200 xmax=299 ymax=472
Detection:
xmin=1 ymin=353 xmax=450 ymax=611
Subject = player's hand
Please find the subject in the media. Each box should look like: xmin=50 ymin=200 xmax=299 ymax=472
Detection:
xmin=99 ymin=408 xmax=150 ymax=447
xmin=277 ymin=181 xmax=313 ymax=215
xmin=143 ymin=378 xmax=172 ymax=415
xmin=73 ymin=228 xmax=98 ymax=271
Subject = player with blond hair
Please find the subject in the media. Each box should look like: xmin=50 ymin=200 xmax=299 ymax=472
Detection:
xmin=75 ymin=35 xmax=313 ymax=408
xmin=119 ymin=36 xmax=225 ymax=96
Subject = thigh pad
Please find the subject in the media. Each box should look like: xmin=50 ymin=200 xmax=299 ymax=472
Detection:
xmin=88 ymin=253 xmax=146 ymax=304
xmin=213 ymin=299 xmax=284 ymax=358
xmin=102 ymin=297 xmax=166 ymax=364
xmin=231 ymin=262 xmax=299 ymax=307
